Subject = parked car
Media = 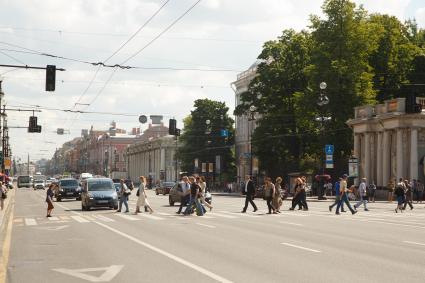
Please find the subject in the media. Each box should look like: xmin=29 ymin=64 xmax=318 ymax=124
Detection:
xmin=168 ymin=183 xmax=182 ymax=206
xmin=255 ymin=186 xmax=265 ymax=199
xmin=81 ymin=178 xmax=118 ymax=211
xmin=33 ymin=179 xmax=46 ymax=190
xmin=155 ymin=182 xmax=175 ymax=195
xmin=17 ymin=175 xmax=32 ymax=188
xmin=113 ymin=183 xmax=121 ymax=199
xmin=55 ymin=178 xmax=81 ymax=201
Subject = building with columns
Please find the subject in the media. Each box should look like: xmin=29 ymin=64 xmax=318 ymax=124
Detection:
xmin=347 ymin=97 xmax=425 ymax=187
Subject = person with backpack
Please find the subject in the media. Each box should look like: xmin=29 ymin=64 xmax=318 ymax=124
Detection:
xmin=135 ymin=176 xmax=153 ymax=214
xmin=116 ymin=179 xmax=130 ymax=213
xmin=329 ymin=178 xmax=345 ymax=212
xmin=394 ymin=178 xmax=405 ymax=213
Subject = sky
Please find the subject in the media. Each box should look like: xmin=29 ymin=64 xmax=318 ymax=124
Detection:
xmin=0 ymin=0 xmax=424 ymax=163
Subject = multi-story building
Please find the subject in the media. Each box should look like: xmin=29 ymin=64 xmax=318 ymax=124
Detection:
xmin=231 ymin=61 xmax=261 ymax=184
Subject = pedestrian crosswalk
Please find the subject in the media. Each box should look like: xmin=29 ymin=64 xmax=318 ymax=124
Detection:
xmin=12 ymin=208 xmax=425 ymax=228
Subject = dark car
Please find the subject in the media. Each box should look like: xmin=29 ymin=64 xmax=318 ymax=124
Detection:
xmin=169 ymin=183 xmax=182 ymax=206
xmin=155 ymin=182 xmax=175 ymax=195
xmin=81 ymin=178 xmax=118 ymax=211
xmin=255 ymin=185 xmax=265 ymax=200
xmin=56 ymin=178 xmax=81 ymax=201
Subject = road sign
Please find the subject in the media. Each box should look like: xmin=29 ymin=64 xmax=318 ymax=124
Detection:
xmin=139 ymin=115 xmax=147 ymax=124
xmin=348 ymin=157 xmax=358 ymax=177
xmin=326 ymin=154 xmax=333 ymax=161
xmin=220 ymin=129 xmax=229 ymax=137
xmin=4 ymin=158 xmax=11 ymax=170
xmin=325 ymin=144 xmax=334 ymax=155
xmin=325 ymin=163 xmax=334 ymax=169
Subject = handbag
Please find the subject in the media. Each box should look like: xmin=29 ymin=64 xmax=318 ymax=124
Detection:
xmin=136 ymin=189 xmax=140 ymax=197
xmin=1 ymin=190 xmax=6 ymax=199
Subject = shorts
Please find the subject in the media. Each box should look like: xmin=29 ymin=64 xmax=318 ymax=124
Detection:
xmin=47 ymin=200 xmax=54 ymax=210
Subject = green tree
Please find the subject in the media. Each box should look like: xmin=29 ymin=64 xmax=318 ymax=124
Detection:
xmin=177 ymin=99 xmax=235 ymax=182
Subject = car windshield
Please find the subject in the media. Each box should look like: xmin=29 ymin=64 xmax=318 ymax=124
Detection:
xmin=19 ymin=176 xmax=30 ymax=183
xmin=60 ymin=180 xmax=79 ymax=187
xmin=88 ymin=180 xmax=114 ymax=191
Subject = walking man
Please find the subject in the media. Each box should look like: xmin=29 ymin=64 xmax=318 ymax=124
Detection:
xmin=336 ymin=174 xmax=357 ymax=215
xmin=354 ymin=178 xmax=369 ymax=211
xmin=403 ymin=179 xmax=414 ymax=210
xmin=329 ymin=178 xmax=345 ymax=212
xmin=176 ymin=176 xmax=190 ymax=214
xmin=242 ymin=175 xmax=258 ymax=213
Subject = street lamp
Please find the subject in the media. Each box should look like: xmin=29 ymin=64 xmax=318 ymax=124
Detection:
xmin=317 ymin=82 xmax=330 ymax=199
xmin=248 ymin=105 xmax=257 ymax=177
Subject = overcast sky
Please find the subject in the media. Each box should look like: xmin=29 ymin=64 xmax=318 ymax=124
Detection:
xmin=0 ymin=0 xmax=424 ymax=163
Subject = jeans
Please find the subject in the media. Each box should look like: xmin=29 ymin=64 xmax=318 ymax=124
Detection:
xmin=354 ymin=196 xmax=368 ymax=210
xmin=243 ymin=195 xmax=257 ymax=212
xmin=266 ymin=196 xmax=274 ymax=213
xmin=336 ymin=194 xmax=355 ymax=214
xmin=330 ymin=195 xmax=344 ymax=211
xmin=414 ymin=191 xmax=423 ymax=202
xmin=118 ymin=195 xmax=129 ymax=212
xmin=184 ymin=196 xmax=204 ymax=216
xmin=177 ymin=195 xmax=190 ymax=213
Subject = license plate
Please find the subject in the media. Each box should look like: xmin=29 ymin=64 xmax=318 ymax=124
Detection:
xmin=97 ymin=200 xmax=108 ymax=203
xmin=67 ymin=192 xmax=74 ymax=195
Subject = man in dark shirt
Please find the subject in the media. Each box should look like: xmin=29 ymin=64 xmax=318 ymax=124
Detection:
xmin=242 ymin=175 xmax=258 ymax=213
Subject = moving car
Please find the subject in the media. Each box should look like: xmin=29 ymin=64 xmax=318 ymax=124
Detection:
xmin=17 ymin=175 xmax=32 ymax=188
xmin=168 ymin=183 xmax=182 ymax=206
xmin=56 ymin=178 xmax=81 ymax=201
xmin=33 ymin=179 xmax=46 ymax=190
xmin=81 ymin=178 xmax=118 ymax=211
xmin=155 ymin=182 xmax=175 ymax=195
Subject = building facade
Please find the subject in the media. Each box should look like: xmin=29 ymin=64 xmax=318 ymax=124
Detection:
xmin=126 ymin=135 xmax=179 ymax=184
xmin=347 ymin=97 xmax=425 ymax=187
xmin=231 ymin=61 xmax=261 ymax=183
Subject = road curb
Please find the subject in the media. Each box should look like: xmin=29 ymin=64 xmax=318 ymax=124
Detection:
xmin=0 ymin=188 xmax=15 ymax=233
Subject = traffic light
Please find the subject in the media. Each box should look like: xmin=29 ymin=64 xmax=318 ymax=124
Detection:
xmin=46 ymin=65 xmax=56 ymax=91
xmin=28 ymin=116 xmax=42 ymax=133
xmin=169 ymin=119 xmax=176 ymax=135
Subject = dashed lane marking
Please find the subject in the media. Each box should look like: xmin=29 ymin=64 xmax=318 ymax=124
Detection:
xmin=403 ymin=241 xmax=425 ymax=247
xmin=279 ymin=221 xmax=303 ymax=226
xmin=281 ymin=242 xmax=321 ymax=253
xmin=137 ymin=214 xmax=165 ymax=221
xmin=24 ymin=218 xmax=37 ymax=226
xmin=70 ymin=216 xmax=90 ymax=223
xmin=48 ymin=216 xmax=60 ymax=221
xmin=114 ymin=214 xmax=139 ymax=221
xmin=210 ymin=212 xmax=238 ymax=219
xmin=93 ymin=215 xmax=115 ymax=222
xmin=196 ymin=223 xmax=216 ymax=229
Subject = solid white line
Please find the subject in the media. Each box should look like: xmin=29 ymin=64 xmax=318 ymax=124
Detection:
xmin=93 ymin=215 xmax=115 ymax=222
xmin=210 ymin=212 xmax=237 ymax=219
xmin=94 ymin=221 xmax=233 ymax=283
xmin=403 ymin=241 xmax=425 ymax=247
xmin=196 ymin=223 xmax=216 ymax=229
xmin=137 ymin=214 xmax=165 ymax=221
xmin=115 ymin=214 xmax=139 ymax=221
xmin=281 ymin=242 xmax=321 ymax=253
xmin=279 ymin=221 xmax=303 ymax=226
xmin=70 ymin=216 xmax=90 ymax=223
xmin=24 ymin=218 xmax=37 ymax=226
xmin=220 ymin=211 xmax=256 ymax=217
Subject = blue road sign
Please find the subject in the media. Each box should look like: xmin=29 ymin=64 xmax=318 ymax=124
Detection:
xmin=220 ymin=129 xmax=229 ymax=137
xmin=325 ymin=144 xmax=334 ymax=155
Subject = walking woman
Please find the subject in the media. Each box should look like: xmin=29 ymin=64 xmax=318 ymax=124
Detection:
xmin=264 ymin=177 xmax=276 ymax=214
xmin=273 ymin=177 xmax=283 ymax=213
xmin=46 ymin=183 xmax=55 ymax=217
xmin=387 ymin=178 xmax=395 ymax=203
xmin=135 ymin=176 xmax=153 ymax=214
xmin=290 ymin=177 xmax=303 ymax=210
xmin=198 ymin=176 xmax=213 ymax=211
xmin=116 ymin=179 xmax=130 ymax=213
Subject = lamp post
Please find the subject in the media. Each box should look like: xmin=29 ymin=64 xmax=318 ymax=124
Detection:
xmin=248 ymin=105 xmax=257 ymax=177
xmin=316 ymin=82 xmax=330 ymax=199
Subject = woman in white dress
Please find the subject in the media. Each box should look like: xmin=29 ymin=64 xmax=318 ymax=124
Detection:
xmin=135 ymin=176 xmax=153 ymax=214
xmin=197 ymin=176 xmax=213 ymax=211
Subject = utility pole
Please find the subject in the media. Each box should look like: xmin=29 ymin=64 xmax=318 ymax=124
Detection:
xmin=0 ymin=81 xmax=3 ymax=173
xmin=27 ymin=153 xmax=30 ymax=175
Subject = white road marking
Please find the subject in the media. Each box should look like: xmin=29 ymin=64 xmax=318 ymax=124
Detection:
xmin=94 ymin=221 xmax=233 ymax=283
xmin=114 ymin=214 xmax=139 ymax=221
xmin=281 ymin=243 xmax=321 ymax=253
xmin=48 ymin=216 xmax=59 ymax=221
xmin=210 ymin=212 xmax=237 ymax=219
xmin=70 ymin=216 xmax=90 ymax=223
xmin=220 ymin=211 xmax=256 ymax=217
xmin=137 ymin=214 xmax=165 ymax=221
xmin=279 ymin=221 xmax=303 ymax=226
xmin=403 ymin=241 xmax=425 ymax=247
xmin=196 ymin=223 xmax=216 ymax=229
xmin=25 ymin=218 xmax=37 ymax=226
xmin=37 ymin=225 xmax=69 ymax=231
xmin=93 ymin=215 xmax=115 ymax=222
xmin=53 ymin=265 xmax=124 ymax=282
xmin=279 ymin=212 xmax=309 ymax=217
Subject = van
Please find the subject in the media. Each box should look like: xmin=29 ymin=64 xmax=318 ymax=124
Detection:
xmin=17 ymin=175 xmax=32 ymax=188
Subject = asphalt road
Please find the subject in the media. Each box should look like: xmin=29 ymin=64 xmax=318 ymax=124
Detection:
xmin=3 ymin=188 xmax=425 ymax=283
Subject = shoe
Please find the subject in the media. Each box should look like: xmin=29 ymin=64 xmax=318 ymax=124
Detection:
xmin=267 ymin=212 xmax=272 ymax=214
xmin=411 ymin=207 xmax=414 ymax=210
xmin=210 ymin=207 xmax=213 ymax=212
xmin=353 ymin=205 xmax=357 ymax=211
xmin=303 ymin=208 xmax=308 ymax=211
xmin=253 ymin=208 xmax=258 ymax=212
xmin=395 ymin=209 xmax=398 ymax=213
xmin=241 ymin=210 xmax=246 ymax=213
xmin=341 ymin=210 xmax=347 ymax=213
xmin=335 ymin=212 xmax=340 ymax=215
xmin=273 ymin=211 xmax=278 ymax=214
xmin=364 ymin=209 xmax=369 ymax=211
xmin=149 ymin=210 xmax=153 ymax=214
xmin=115 ymin=210 xmax=121 ymax=213
xmin=289 ymin=208 xmax=294 ymax=211
xmin=352 ymin=211 xmax=357 ymax=215
xmin=328 ymin=206 xmax=332 ymax=212
xmin=124 ymin=210 xmax=129 ymax=213
xmin=46 ymin=215 xmax=51 ymax=217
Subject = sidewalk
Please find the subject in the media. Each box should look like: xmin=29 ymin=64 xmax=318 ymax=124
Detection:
xmin=0 ymin=188 xmax=15 ymax=232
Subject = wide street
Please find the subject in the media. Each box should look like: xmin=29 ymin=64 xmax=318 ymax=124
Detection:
xmin=0 ymin=187 xmax=424 ymax=283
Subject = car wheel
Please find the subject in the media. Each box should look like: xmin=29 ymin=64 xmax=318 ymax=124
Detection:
xmin=76 ymin=197 xmax=81 ymax=201
xmin=113 ymin=205 xmax=118 ymax=210
xmin=86 ymin=205 xmax=90 ymax=211
xmin=57 ymin=197 xmax=62 ymax=202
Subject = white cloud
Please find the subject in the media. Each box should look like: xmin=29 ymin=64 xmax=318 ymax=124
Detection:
xmin=416 ymin=7 xmax=425 ymax=27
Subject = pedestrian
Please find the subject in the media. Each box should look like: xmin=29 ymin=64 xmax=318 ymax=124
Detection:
xmin=264 ymin=177 xmax=276 ymax=214
xmin=184 ymin=176 xmax=204 ymax=216
xmin=176 ymin=176 xmax=191 ymax=214
xmin=290 ymin=177 xmax=304 ymax=210
xmin=353 ymin=178 xmax=369 ymax=211
xmin=394 ymin=178 xmax=405 ymax=213
xmin=198 ymin=176 xmax=213 ymax=211
xmin=1 ymin=182 xmax=7 ymax=211
xmin=241 ymin=175 xmax=258 ymax=213
xmin=403 ymin=180 xmax=414 ymax=210
xmin=368 ymin=181 xmax=376 ymax=203
xmin=46 ymin=183 xmax=55 ymax=217
xmin=299 ymin=176 xmax=309 ymax=211
xmin=416 ymin=180 xmax=424 ymax=204
xmin=329 ymin=178 xmax=346 ymax=212
xmin=273 ymin=177 xmax=283 ymax=213
xmin=116 ymin=179 xmax=130 ymax=213
xmin=135 ymin=176 xmax=153 ymax=214
xmin=412 ymin=179 xmax=421 ymax=204
xmin=387 ymin=178 xmax=395 ymax=203
xmin=336 ymin=174 xmax=357 ymax=215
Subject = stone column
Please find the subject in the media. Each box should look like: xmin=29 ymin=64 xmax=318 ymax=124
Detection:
xmin=410 ymin=128 xmax=419 ymax=181
xmin=364 ymin=133 xmax=371 ymax=182
xmin=377 ymin=132 xmax=383 ymax=186
xmin=396 ymin=129 xmax=403 ymax=180
xmin=353 ymin=134 xmax=360 ymax=158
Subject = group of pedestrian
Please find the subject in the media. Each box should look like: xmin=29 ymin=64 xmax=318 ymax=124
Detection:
xmin=176 ymin=175 xmax=213 ymax=216
xmin=394 ymin=178 xmax=419 ymax=213
xmin=289 ymin=176 xmax=308 ymax=211
xmin=115 ymin=177 xmax=154 ymax=214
